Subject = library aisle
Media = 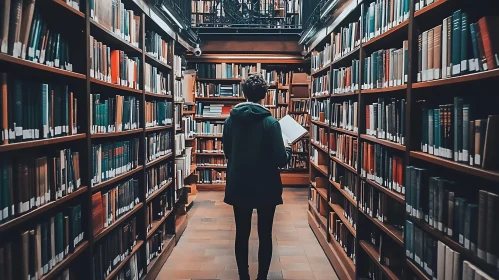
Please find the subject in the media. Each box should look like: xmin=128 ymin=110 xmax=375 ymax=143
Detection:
xmin=156 ymin=188 xmax=338 ymax=280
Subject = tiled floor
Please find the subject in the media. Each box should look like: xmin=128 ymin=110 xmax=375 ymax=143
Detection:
xmin=156 ymin=188 xmax=339 ymax=280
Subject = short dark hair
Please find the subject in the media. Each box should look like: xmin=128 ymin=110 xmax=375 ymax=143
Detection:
xmin=242 ymin=74 xmax=268 ymax=102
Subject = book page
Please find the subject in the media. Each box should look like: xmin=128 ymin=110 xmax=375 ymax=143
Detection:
xmin=279 ymin=115 xmax=308 ymax=144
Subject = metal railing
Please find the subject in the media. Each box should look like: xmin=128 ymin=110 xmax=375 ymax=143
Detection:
xmin=189 ymin=0 xmax=303 ymax=32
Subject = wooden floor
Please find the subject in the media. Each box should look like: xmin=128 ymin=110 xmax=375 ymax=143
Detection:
xmin=156 ymin=188 xmax=339 ymax=280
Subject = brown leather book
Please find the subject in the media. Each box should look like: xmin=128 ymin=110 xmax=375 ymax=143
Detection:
xmin=478 ymin=17 xmax=499 ymax=70
xmin=482 ymin=115 xmax=499 ymax=170
xmin=91 ymin=192 xmax=104 ymax=236
xmin=21 ymin=230 xmax=29 ymax=280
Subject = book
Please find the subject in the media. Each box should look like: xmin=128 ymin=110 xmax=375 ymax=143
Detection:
xmin=89 ymin=0 xmax=140 ymax=46
xmin=362 ymin=0 xmax=410 ymax=43
xmin=311 ymin=43 xmax=331 ymax=71
xmin=312 ymin=71 xmax=330 ymax=96
xmin=145 ymin=100 xmax=173 ymax=128
xmin=0 ymin=205 xmax=83 ymax=279
xmin=279 ymin=115 xmax=308 ymax=145
xmin=361 ymin=143 xmax=404 ymax=194
xmin=91 ymin=138 xmax=139 ymax=185
xmin=146 ymin=162 xmax=172 ymax=198
xmin=146 ymin=131 xmax=172 ymax=163
xmin=194 ymin=63 xmax=258 ymax=79
xmin=363 ymin=42 xmax=409 ymax=89
xmin=331 ymin=60 xmax=361 ymax=93
xmin=145 ymin=30 xmax=171 ymax=65
xmin=89 ymin=36 xmax=140 ymax=89
xmin=365 ymin=98 xmax=406 ymax=145
xmin=90 ymin=94 xmax=139 ymax=134
xmin=92 ymin=216 xmax=138 ymax=280
xmin=145 ymin=62 xmax=170 ymax=95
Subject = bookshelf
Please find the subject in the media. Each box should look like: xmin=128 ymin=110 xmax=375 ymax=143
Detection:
xmin=0 ymin=0 xmax=195 ymax=279
xmin=186 ymin=57 xmax=310 ymax=190
xmin=306 ymin=0 xmax=499 ymax=279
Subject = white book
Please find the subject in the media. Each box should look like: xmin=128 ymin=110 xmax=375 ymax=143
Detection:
xmin=279 ymin=115 xmax=308 ymax=144
xmin=437 ymin=241 xmax=446 ymax=280
xmin=444 ymin=245 xmax=454 ymax=280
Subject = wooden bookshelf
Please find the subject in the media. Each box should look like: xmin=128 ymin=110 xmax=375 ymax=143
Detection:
xmin=0 ymin=133 xmax=86 ymax=152
xmin=0 ymin=0 xmax=191 ymax=279
xmin=359 ymin=241 xmax=400 ymax=280
xmin=305 ymin=0 xmax=499 ymax=278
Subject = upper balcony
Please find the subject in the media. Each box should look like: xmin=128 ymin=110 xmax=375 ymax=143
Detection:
xmin=186 ymin=0 xmax=319 ymax=35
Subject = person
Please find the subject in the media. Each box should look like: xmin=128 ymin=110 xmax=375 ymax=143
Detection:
xmin=222 ymin=74 xmax=292 ymax=280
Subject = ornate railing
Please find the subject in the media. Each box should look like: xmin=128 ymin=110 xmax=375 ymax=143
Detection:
xmin=189 ymin=0 xmax=303 ymax=32
xmin=154 ymin=0 xmax=200 ymax=45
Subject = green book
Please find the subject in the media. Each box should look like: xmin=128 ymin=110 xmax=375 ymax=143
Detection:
xmin=451 ymin=10 xmax=462 ymax=76
xmin=434 ymin=109 xmax=440 ymax=156
xmin=55 ymin=212 xmax=64 ymax=262
xmin=460 ymin=12 xmax=469 ymax=74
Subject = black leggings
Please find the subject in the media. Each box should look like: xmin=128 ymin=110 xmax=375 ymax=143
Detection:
xmin=233 ymin=205 xmax=276 ymax=280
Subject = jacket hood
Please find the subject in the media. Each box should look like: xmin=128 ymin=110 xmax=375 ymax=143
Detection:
xmin=230 ymin=102 xmax=271 ymax=121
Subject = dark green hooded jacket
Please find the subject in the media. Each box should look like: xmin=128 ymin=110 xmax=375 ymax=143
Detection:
xmin=222 ymin=102 xmax=291 ymax=208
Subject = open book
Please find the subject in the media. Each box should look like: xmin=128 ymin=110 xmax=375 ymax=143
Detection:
xmin=279 ymin=115 xmax=309 ymax=145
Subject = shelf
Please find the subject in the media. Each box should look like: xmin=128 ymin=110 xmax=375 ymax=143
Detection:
xmin=360 ymin=134 xmax=406 ymax=151
xmin=195 ymin=135 xmax=223 ymax=138
xmin=412 ymin=68 xmax=499 ymax=88
xmin=332 ymin=46 xmax=360 ymax=66
xmin=0 ymin=186 xmax=87 ymax=232
xmin=92 ymin=166 xmax=144 ymax=192
xmin=144 ymin=52 xmax=173 ymax=71
xmin=329 ymin=155 xmax=358 ymax=175
xmin=197 ymin=165 xmax=227 ymax=169
xmin=363 ymin=20 xmax=409 ymax=48
xmin=311 ymin=120 xmax=329 ymax=127
xmin=90 ymin=78 xmax=143 ymax=94
xmin=359 ymin=241 xmax=400 ymax=280
xmin=314 ymin=186 xmax=328 ymax=201
xmin=309 ymin=200 xmax=327 ymax=230
xmin=310 ymin=161 xmax=328 ymax=177
xmin=146 ymin=152 xmax=173 ymax=168
xmin=311 ymin=141 xmax=328 ymax=154
xmin=288 ymin=111 xmax=308 ymax=114
xmin=0 ymin=53 xmax=86 ymax=79
xmin=361 ymin=84 xmax=407 ymax=94
xmin=311 ymin=62 xmax=331 ymax=76
xmin=197 ymin=152 xmax=225 ymax=156
xmin=311 ymin=94 xmax=330 ymax=99
xmin=195 ymin=116 xmax=228 ymax=120
xmin=196 ymin=183 xmax=226 ymax=191
xmin=195 ymin=96 xmax=246 ymax=101
xmin=52 ymin=0 xmax=86 ymax=18
xmin=410 ymin=151 xmax=499 ymax=182
xmin=146 ymin=210 xmax=173 ymax=239
xmin=106 ymin=241 xmax=144 ymax=280
xmin=359 ymin=209 xmax=403 ymax=246
xmin=329 ymin=180 xmax=357 ymax=207
xmin=183 ymin=110 xmax=196 ymax=115
xmin=308 ymin=211 xmax=355 ymax=280
xmin=39 ymin=241 xmax=89 ymax=280
xmin=406 ymin=259 xmax=430 ymax=280
xmin=146 ymin=235 xmax=175 ymax=279
xmin=145 ymin=91 xmax=173 ymax=99
xmin=329 ymin=202 xmax=357 ymax=238
xmin=90 ymin=19 xmax=142 ymax=55
xmin=145 ymin=125 xmax=174 ymax=132
xmin=364 ymin=178 xmax=405 ymax=204
xmin=91 ymin=128 xmax=143 ymax=139
xmin=196 ymin=78 xmax=242 ymax=82
xmin=330 ymin=126 xmax=358 ymax=137
xmin=0 ymin=133 xmax=86 ymax=152
xmin=414 ymin=0 xmax=450 ymax=18
xmin=94 ymin=203 xmax=143 ymax=242
xmin=408 ymin=216 xmax=499 ymax=278
xmin=175 ymin=214 xmax=188 ymax=242
xmin=331 ymin=91 xmax=358 ymax=98
xmin=146 ymin=180 xmax=173 ymax=203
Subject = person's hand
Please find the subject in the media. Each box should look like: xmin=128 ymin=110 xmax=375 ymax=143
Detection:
xmin=282 ymin=133 xmax=290 ymax=148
